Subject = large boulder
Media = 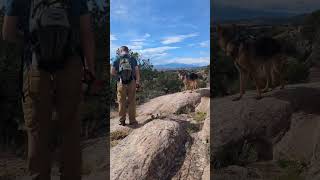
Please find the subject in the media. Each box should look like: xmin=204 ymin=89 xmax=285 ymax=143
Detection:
xmin=212 ymin=95 xmax=292 ymax=156
xmin=195 ymin=88 xmax=210 ymax=97
xmin=137 ymin=91 xmax=202 ymax=118
xmin=213 ymin=162 xmax=286 ymax=180
xmin=110 ymin=91 xmax=202 ymax=134
xmin=110 ymin=119 xmax=188 ymax=180
xmin=82 ymin=137 xmax=107 ymax=175
xmin=212 ymin=83 xmax=320 ymax=179
xmin=200 ymin=115 xmax=210 ymax=143
xmin=305 ymin=118 xmax=320 ymax=179
xmin=201 ymin=165 xmax=210 ymax=180
xmin=273 ymin=113 xmax=320 ymax=163
xmin=196 ymin=97 xmax=210 ymax=114
xmin=172 ymin=135 xmax=209 ymax=180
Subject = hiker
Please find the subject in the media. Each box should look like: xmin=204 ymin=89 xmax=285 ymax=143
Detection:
xmin=2 ymin=0 xmax=95 ymax=179
xmin=111 ymin=46 xmax=140 ymax=126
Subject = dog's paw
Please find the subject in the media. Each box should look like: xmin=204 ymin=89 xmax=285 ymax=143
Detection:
xmin=232 ymin=96 xmax=242 ymax=101
xmin=255 ymin=96 xmax=262 ymax=100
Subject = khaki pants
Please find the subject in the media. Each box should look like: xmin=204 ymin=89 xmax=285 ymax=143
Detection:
xmin=22 ymin=56 xmax=83 ymax=180
xmin=117 ymin=80 xmax=137 ymax=123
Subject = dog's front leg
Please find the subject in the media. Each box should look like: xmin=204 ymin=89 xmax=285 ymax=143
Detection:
xmin=262 ymin=64 xmax=271 ymax=93
xmin=279 ymin=60 xmax=286 ymax=90
xmin=233 ymin=69 xmax=245 ymax=101
xmin=251 ymin=71 xmax=262 ymax=100
xmin=279 ymin=71 xmax=285 ymax=89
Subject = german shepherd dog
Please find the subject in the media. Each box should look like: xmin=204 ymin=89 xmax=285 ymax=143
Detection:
xmin=217 ymin=25 xmax=287 ymax=101
xmin=178 ymin=70 xmax=199 ymax=92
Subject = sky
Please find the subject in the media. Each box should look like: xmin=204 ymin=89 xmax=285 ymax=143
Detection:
xmin=110 ymin=0 xmax=210 ymax=66
xmin=214 ymin=0 xmax=320 ymax=14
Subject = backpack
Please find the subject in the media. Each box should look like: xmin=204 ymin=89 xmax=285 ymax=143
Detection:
xmin=29 ymin=0 xmax=77 ymax=72
xmin=118 ymin=56 xmax=134 ymax=84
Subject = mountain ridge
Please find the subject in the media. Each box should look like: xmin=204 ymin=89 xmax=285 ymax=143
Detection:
xmin=154 ymin=63 xmax=209 ymax=70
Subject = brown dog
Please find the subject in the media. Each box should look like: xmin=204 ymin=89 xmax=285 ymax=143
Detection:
xmin=217 ymin=25 xmax=287 ymax=100
xmin=178 ymin=70 xmax=199 ymax=92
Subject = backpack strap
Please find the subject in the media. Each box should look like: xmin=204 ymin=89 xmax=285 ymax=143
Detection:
xmin=31 ymin=0 xmax=69 ymax=18
xmin=19 ymin=52 xmax=25 ymax=102
xmin=20 ymin=33 xmax=33 ymax=103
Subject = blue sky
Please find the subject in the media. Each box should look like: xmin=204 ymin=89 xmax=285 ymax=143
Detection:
xmin=110 ymin=0 xmax=210 ymax=66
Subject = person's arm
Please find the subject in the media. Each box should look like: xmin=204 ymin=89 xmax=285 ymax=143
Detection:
xmin=111 ymin=66 xmax=117 ymax=76
xmin=2 ymin=16 xmax=23 ymax=44
xmin=110 ymin=59 xmax=118 ymax=76
xmin=80 ymin=14 xmax=95 ymax=75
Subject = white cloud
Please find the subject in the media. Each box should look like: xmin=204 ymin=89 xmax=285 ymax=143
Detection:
xmin=199 ymin=40 xmax=210 ymax=48
xmin=110 ymin=41 xmax=119 ymax=58
xmin=140 ymin=46 xmax=180 ymax=54
xmin=144 ymin=33 xmax=151 ymax=38
xmin=127 ymin=41 xmax=144 ymax=51
xmin=131 ymin=38 xmax=146 ymax=42
xmin=126 ymin=33 xmax=153 ymax=51
xmin=112 ymin=3 xmax=129 ymax=17
xmin=200 ymin=51 xmax=209 ymax=56
xmin=161 ymin=33 xmax=199 ymax=45
xmin=130 ymin=33 xmax=151 ymax=42
xmin=110 ymin=34 xmax=117 ymax=41
xmin=162 ymin=56 xmax=210 ymax=65
xmin=138 ymin=46 xmax=179 ymax=59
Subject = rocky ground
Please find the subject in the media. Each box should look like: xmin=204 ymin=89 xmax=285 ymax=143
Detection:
xmin=110 ymin=88 xmax=210 ymax=180
xmin=212 ymin=82 xmax=320 ymax=180
xmin=0 ymin=88 xmax=210 ymax=180
xmin=6 ymin=82 xmax=320 ymax=180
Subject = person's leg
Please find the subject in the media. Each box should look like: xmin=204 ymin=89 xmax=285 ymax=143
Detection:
xmin=117 ymin=82 xmax=127 ymax=123
xmin=128 ymin=80 xmax=137 ymax=124
xmin=22 ymin=64 xmax=53 ymax=180
xmin=55 ymin=56 xmax=82 ymax=180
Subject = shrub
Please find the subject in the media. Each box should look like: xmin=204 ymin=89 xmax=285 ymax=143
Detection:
xmin=286 ymin=59 xmax=310 ymax=84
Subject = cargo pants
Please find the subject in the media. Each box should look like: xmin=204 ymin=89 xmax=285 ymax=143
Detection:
xmin=22 ymin=56 xmax=83 ymax=180
xmin=117 ymin=80 xmax=137 ymax=123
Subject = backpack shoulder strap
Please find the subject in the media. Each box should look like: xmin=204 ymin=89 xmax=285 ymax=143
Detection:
xmin=31 ymin=0 xmax=71 ymax=18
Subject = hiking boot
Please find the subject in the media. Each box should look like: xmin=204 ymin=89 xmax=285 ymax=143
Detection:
xmin=119 ymin=121 xmax=126 ymax=126
xmin=129 ymin=121 xmax=138 ymax=125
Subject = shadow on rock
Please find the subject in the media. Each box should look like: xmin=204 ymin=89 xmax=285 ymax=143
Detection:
xmin=272 ymin=87 xmax=320 ymax=114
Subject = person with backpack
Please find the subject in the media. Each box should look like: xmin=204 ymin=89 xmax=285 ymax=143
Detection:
xmin=111 ymin=46 xmax=140 ymax=126
xmin=2 ymin=0 xmax=95 ymax=179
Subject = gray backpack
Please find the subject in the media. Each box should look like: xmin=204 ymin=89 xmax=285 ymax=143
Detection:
xmin=119 ymin=57 xmax=133 ymax=84
xmin=29 ymin=0 xmax=76 ymax=72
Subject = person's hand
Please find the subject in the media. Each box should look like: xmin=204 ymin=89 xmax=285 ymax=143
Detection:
xmin=87 ymin=66 xmax=96 ymax=78
xmin=82 ymin=68 xmax=95 ymax=95
xmin=84 ymin=68 xmax=96 ymax=82
xmin=136 ymin=80 xmax=140 ymax=88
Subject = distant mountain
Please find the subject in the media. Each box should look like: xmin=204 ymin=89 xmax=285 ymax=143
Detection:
xmin=154 ymin=63 xmax=208 ymax=70
xmin=213 ymin=4 xmax=297 ymax=23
